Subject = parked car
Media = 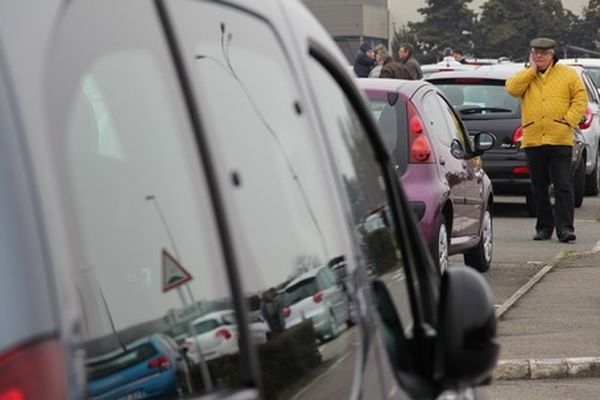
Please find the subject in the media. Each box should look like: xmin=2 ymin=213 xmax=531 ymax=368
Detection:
xmin=183 ymin=310 xmax=269 ymax=363
xmin=427 ymin=64 xmax=589 ymax=216
xmin=1 ymin=0 xmax=498 ymax=399
xmin=86 ymin=333 xmax=192 ymax=400
xmin=281 ymin=265 xmax=350 ymax=341
xmin=560 ymin=58 xmax=600 ymax=90
xmin=358 ymin=78 xmax=496 ymax=273
xmin=559 ymin=60 xmax=600 ymax=195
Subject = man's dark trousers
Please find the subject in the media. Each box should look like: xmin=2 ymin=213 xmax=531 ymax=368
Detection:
xmin=525 ymin=145 xmax=574 ymax=236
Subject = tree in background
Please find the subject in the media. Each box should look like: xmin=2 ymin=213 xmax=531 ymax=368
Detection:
xmin=409 ymin=0 xmax=477 ymax=61
xmin=390 ymin=24 xmax=436 ymax=63
xmin=575 ymin=0 xmax=600 ymax=54
xmin=474 ymin=0 xmax=581 ymax=60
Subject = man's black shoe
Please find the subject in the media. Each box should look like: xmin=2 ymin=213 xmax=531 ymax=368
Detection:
xmin=533 ymin=231 xmax=552 ymax=240
xmin=558 ymin=231 xmax=576 ymax=243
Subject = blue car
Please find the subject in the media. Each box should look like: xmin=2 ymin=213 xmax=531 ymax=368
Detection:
xmin=86 ymin=334 xmax=190 ymax=400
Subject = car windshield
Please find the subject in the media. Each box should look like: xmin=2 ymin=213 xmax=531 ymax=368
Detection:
xmin=86 ymin=343 xmax=158 ymax=381
xmin=435 ymin=82 xmax=520 ymax=118
xmin=368 ymin=98 xmax=404 ymax=154
xmin=283 ymin=277 xmax=318 ymax=306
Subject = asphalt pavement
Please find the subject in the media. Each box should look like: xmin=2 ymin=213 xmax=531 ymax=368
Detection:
xmin=492 ymin=242 xmax=600 ymax=381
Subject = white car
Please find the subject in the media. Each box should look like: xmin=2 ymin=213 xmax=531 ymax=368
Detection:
xmin=282 ymin=266 xmax=350 ymax=341
xmin=184 ymin=310 xmax=269 ymax=363
xmin=560 ymin=58 xmax=600 ymax=90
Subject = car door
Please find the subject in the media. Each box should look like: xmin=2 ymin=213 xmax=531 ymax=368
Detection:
xmin=417 ymin=89 xmax=471 ymax=239
xmin=436 ymin=93 xmax=485 ymax=238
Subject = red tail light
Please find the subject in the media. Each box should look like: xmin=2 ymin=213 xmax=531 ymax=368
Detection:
xmin=579 ymin=107 xmax=593 ymax=130
xmin=511 ymin=166 xmax=530 ymax=175
xmin=407 ymin=102 xmax=432 ymax=162
xmin=0 ymin=338 xmax=68 ymax=400
xmin=283 ymin=307 xmax=291 ymax=318
xmin=312 ymin=292 xmax=323 ymax=303
xmin=147 ymin=354 xmax=170 ymax=371
xmin=215 ymin=328 xmax=232 ymax=340
xmin=512 ymin=125 xmax=523 ymax=143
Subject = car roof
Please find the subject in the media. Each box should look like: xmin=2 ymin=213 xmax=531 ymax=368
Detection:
xmin=191 ymin=309 xmax=235 ymax=324
xmin=284 ymin=265 xmax=328 ymax=288
xmin=426 ymin=62 xmax=587 ymax=82
xmin=559 ymin=58 xmax=600 ymax=67
xmin=357 ymin=77 xmax=432 ymax=97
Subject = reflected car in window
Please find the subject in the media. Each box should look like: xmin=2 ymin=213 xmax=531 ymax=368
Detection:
xmin=183 ymin=310 xmax=269 ymax=363
xmin=358 ymin=78 xmax=496 ymax=273
xmin=281 ymin=265 xmax=350 ymax=341
xmin=86 ymin=334 xmax=192 ymax=400
xmin=427 ymin=64 xmax=590 ymax=215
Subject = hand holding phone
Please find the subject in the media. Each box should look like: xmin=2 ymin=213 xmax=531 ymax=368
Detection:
xmin=528 ymin=53 xmax=537 ymax=72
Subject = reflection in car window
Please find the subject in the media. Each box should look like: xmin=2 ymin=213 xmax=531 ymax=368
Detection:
xmin=48 ymin=1 xmax=232 ymax=396
xmin=169 ymin=1 xmax=356 ymax=398
xmin=306 ymin=58 xmax=414 ymax=338
xmin=437 ymin=94 xmax=466 ymax=145
xmin=422 ymin=91 xmax=455 ymax=146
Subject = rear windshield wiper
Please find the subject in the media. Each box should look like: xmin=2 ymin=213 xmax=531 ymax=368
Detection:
xmin=459 ymin=106 xmax=512 ymax=114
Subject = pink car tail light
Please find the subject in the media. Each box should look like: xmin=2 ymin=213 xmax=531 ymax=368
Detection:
xmin=407 ymin=102 xmax=432 ymax=162
xmin=0 ymin=338 xmax=68 ymax=400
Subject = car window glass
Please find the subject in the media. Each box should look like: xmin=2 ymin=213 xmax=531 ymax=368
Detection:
xmin=437 ymin=94 xmax=466 ymax=146
xmin=306 ymin=57 xmax=414 ymax=337
xmin=422 ymin=91 xmax=454 ymax=146
xmin=168 ymin=1 xmax=357 ymax=398
xmin=46 ymin=1 xmax=231 ymax=396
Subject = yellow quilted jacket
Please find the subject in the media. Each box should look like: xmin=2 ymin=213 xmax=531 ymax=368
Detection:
xmin=505 ymin=63 xmax=587 ymax=148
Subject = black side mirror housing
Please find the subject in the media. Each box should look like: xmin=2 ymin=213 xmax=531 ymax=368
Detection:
xmin=434 ymin=266 xmax=499 ymax=390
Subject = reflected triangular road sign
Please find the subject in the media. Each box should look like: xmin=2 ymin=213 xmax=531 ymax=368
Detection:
xmin=162 ymin=248 xmax=193 ymax=293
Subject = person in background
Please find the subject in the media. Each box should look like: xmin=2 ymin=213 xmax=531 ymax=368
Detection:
xmin=505 ymin=37 xmax=587 ymax=243
xmin=353 ymin=41 xmax=374 ymax=78
xmin=438 ymin=47 xmax=462 ymax=67
xmin=379 ymin=51 xmax=413 ymax=79
xmin=398 ymin=43 xmax=422 ymax=80
xmin=453 ymin=49 xmax=469 ymax=64
xmin=368 ymin=44 xmax=387 ymax=78
xmin=260 ymin=287 xmax=285 ymax=337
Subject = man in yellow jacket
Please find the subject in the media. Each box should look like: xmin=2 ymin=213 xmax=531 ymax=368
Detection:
xmin=506 ymin=37 xmax=587 ymax=243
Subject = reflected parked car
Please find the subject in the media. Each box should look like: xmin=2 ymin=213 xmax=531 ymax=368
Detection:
xmin=427 ymin=63 xmax=590 ymax=215
xmin=358 ymin=78 xmax=496 ymax=273
xmin=282 ymin=265 xmax=350 ymax=341
xmin=183 ymin=310 xmax=269 ymax=363
xmin=86 ymin=334 xmax=191 ymax=400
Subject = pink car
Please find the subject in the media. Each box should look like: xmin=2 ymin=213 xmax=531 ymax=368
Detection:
xmin=358 ymin=78 xmax=496 ymax=273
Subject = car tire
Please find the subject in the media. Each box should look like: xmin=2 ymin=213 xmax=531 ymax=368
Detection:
xmin=584 ymin=150 xmax=600 ymax=196
xmin=573 ymin=156 xmax=585 ymax=208
xmin=431 ymin=214 xmax=449 ymax=275
xmin=463 ymin=209 xmax=493 ymax=273
xmin=525 ymin=192 xmax=536 ymax=217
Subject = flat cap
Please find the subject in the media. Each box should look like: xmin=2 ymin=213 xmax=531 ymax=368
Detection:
xmin=529 ymin=37 xmax=556 ymax=49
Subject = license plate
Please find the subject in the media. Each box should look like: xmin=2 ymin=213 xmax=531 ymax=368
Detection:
xmin=117 ymin=391 xmax=145 ymax=400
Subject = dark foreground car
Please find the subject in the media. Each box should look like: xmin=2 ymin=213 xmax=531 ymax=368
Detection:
xmin=0 ymin=0 xmax=498 ymax=399
xmin=428 ymin=64 xmax=587 ymax=216
xmin=359 ymin=78 xmax=496 ymax=273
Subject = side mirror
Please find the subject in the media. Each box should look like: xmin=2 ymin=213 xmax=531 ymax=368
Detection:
xmin=450 ymin=138 xmax=466 ymax=159
xmin=471 ymin=131 xmax=496 ymax=156
xmin=434 ymin=266 xmax=499 ymax=390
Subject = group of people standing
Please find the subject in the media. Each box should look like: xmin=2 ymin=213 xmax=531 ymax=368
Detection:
xmin=353 ymin=42 xmax=423 ymax=80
